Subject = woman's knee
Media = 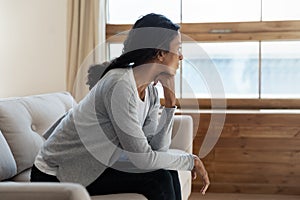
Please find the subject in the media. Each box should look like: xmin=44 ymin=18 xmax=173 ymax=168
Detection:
xmin=154 ymin=169 xmax=174 ymax=184
xmin=148 ymin=170 xmax=176 ymax=199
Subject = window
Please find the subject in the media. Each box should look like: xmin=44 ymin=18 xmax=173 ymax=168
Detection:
xmin=182 ymin=42 xmax=259 ymax=98
xmin=108 ymin=0 xmax=181 ymax=24
xmin=182 ymin=0 xmax=261 ymax=22
xmin=262 ymin=0 xmax=300 ymax=21
xmin=106 ymin=0 xmax=300 ymax=108
xmin=261 ymin=41 xmax=300 ymax=98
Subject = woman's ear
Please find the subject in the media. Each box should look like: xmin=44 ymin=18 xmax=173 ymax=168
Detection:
xmin=157 ymin=50 xmax=166 ymax=62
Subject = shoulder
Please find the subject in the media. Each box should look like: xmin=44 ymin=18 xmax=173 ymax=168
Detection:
xmin=97 ymin=68 xmax=134 ymax=91
xmin=103 ymin=68 xmax=132 ymax=83
xmin=96 ymin=68 xmax=136 ymax=101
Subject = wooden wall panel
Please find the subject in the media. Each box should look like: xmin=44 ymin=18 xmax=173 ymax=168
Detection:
xmin=180 ymin=111 xmax=300 ymax=195
xmin=193 ymin=182 xmax=300 ymax=195
xmin=107 ymin=21 xmax=300 ymax=42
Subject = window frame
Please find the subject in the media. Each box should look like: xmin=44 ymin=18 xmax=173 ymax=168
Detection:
xmin=106 ymin=21 xmax=300 ymax=109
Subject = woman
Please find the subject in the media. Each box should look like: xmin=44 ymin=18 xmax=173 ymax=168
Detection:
xmin=31 ymin=13 xmax=209 ymax=200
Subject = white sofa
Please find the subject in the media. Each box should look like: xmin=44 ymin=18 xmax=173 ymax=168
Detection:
xmin=0 ymin=92 xmax=193 ymax=200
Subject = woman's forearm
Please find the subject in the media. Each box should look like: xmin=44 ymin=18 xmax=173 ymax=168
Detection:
xmin=163 ymin=86 xmax=176 ymax=108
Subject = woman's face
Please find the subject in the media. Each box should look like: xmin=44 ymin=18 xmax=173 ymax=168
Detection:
xmin=161 ymin=32 xmax=183 ymax=75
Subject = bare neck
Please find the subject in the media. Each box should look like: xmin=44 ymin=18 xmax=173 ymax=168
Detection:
xmin=132 ymin=63 xmax=159 ymax=100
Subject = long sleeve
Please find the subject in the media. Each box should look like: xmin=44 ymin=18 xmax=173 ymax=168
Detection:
xmin=142 ymin=86 xmax=175 ymax=151
xmin=104 ymin=79 xmax=194 ymax=171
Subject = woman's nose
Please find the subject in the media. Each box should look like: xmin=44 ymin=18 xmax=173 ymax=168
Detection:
xmin=179 ymin=53 xmax=183 ymax=60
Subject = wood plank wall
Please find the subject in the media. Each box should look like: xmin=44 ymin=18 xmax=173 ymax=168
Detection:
xmin=106 ymin=21 xmax=300 ymax=43
xmin=180 ymin=111 xmax=300 ymax=195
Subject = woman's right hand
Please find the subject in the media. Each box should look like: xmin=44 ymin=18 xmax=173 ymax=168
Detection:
xmin=191 ymin=155 xmax=210 ymax=195
xmin=153 ymin=73 xmax=176 ymax=108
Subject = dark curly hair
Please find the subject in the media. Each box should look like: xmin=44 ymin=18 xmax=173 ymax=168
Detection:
xmin=101 ymin=13 xmax=180 ymax=78
xmin=86 ymin=61 xmax=110 ymax=90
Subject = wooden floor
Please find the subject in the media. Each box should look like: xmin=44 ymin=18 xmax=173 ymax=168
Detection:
xmin=189 ymin=193 xmax=300 ymax=200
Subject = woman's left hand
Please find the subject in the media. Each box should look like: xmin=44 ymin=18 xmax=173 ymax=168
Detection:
xmin=192 ymin=155 xmax=210 ymax=195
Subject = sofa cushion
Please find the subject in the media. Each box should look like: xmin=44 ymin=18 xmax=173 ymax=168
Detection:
xmin=0 ymin=130 xmax=17 ymax=181
xmin=178 ymin=170 xmax=191 ymax=200
xmin=91 ymin=193 xmax=147 ymax=200
xmin=170 ymin=115 xmax=193 ymax=153
xmin=0 ymin=92 xmax=75 ymax=175
xmin=9 ymin=168 xmax=31 ymax=182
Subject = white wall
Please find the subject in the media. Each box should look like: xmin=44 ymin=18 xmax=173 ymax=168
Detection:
xmin=0 ymin=0 xmax=67 ymax=98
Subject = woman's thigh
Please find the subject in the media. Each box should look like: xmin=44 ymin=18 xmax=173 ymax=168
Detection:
xmin=87 ymin=168 xmax=181 ymax=200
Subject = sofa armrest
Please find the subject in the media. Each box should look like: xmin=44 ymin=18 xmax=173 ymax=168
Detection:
xmin=170 ymin=115 xmax=193 ymax=154
xmin=0 ymin=182 xmax=91 ymax=200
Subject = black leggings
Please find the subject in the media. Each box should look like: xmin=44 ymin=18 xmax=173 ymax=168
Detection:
xmin=30 ymin=165 xmax=182 ymax=200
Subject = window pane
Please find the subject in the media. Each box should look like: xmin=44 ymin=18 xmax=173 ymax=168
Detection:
xmin=261 ymin=41 xmax=300 ymax=98
xmin=262 ymin=0 xmax=300 ymax=21
xmin=182 ymin=42 xmax=259 ymax=98
xmin=108 ymin=0 xmax=180 ymax=24
xmin=182 ymin=0 xmax=261 ymax=23
xmin=109 ymin=43 xmax=123 ymax=59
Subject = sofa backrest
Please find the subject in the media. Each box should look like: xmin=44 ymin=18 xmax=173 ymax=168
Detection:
xmin=0 ymin=92 xmax=75 ymax=181
xmin=170 ymin=115 xmax=193 ymax=154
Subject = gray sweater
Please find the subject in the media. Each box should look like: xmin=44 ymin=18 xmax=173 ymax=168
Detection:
xmin=39 ymin=68 xmax=194 ymax=186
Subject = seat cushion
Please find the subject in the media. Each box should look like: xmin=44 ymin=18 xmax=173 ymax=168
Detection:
xmin=0 ymin=130 xmax=17 ymax=181
xmin=9 ymin=168 xmax=31 ymax=182
xmin=179 ymin=170 xmax=192 ymax=200
xmin=0 ymin=92 xmax=75 ymax=177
